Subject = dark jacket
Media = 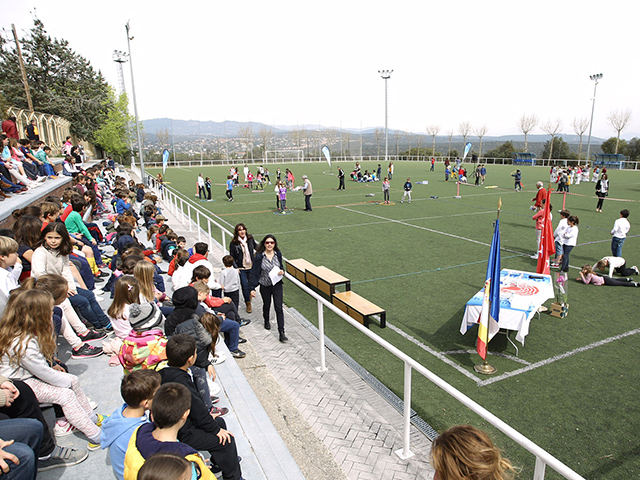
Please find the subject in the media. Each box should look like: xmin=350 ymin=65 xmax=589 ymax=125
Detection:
xmin=248 ymin=250 xmax=283 ymax=291
xmin=174 ymin=316 xmax=212 ymax=369
xmin=165 ymin=287 xmax=200 ymax=336
xmin=229 ymin=237 xmax=256 ymax=270
xmin=159 ymin=367 xmax=221 ymax=436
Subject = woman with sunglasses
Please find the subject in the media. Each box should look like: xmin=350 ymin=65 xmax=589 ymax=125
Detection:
xmin=248 ymin=235 xmax=287 ymax=343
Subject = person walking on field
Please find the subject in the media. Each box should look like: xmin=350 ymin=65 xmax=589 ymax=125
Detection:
xmin=337 ymin=167 xmax=345 ymax=190
xmin=197 ymin=174 xmax=205 ymax=200
xmin=301 ymin=175 xmax=313 ymax=211
xmin=401 ymin=177 xmax=412 ymax=204
xmin=610 ymin=209 xmax=630 ymax=257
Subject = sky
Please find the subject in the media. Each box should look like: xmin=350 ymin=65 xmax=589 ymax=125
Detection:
xmin=2 ymin=0 xmax=639 ymax=139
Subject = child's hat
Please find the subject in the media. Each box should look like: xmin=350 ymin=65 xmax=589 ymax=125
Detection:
xmin=129 ymin=302 xmax=162 ymax=331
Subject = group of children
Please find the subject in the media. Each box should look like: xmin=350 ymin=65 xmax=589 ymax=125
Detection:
xmin=0 ymin=158 xmax=249 ymax=478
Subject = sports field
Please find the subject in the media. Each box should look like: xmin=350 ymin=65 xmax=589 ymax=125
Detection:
xmin=148 ymin=161 xmax=640 ymax=478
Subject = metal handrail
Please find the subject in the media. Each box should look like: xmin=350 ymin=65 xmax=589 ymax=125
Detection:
xmin=139 ymin=167 xmax=585 ymax=480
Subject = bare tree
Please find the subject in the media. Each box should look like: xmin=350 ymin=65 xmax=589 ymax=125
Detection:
xmin=239 ymin=125 xmax=254 ymax=160
xmin=374 ymin=129 xmax=383 ymax=157
xmin=259 ymin=127 xmax=273 ymax=159
xmin=571 ymin=117 xmax=589 ymax=161
xmin=607 ymin=109 xmax=632 ymax=154
xmin=458 ymin=121 xmax=472 ymax=153
xmin=517 ymin=114 xmax=538 ymax=153
xmin=474 ymin=125 xmax=488 ymax=158
xmin=447 ymin=129 xmax=454 ymax=157
xmin=426 ymin=125 xmax=440 ymax=156
xmin=343 ymin=132 xmax=351 ymax=156
xmin=394 ymin=130 xmax=401 ymax=156
xmin=155 ymin=128 xmax=169 ymax=149
xmin=416 ymin=134 xmax=423 ymax=160
xmin=540 ymin=119 xmax=563 ymax=162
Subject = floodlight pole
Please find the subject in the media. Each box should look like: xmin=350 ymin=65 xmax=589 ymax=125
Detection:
xmin=126 ymin=21 xmax=146 ymax=185
xmin=585 ymin=73 xmax=603 ymax=166
xmin=379 ymin=70 xmax=393 ymax=162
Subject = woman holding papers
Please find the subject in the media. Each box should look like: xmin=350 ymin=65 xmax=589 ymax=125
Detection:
xmin=249 ymin=235 xmax=287 ymax=343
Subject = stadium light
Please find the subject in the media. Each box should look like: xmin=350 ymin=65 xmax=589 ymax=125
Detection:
xmin=378 ymin=70 xmax=393 ymax=162
xmin=585 ymin=73 xmax=603 ymax=165
xmin=125 ymin=21 xmax=146 ymax=184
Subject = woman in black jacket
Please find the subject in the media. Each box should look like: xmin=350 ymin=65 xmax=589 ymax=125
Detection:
xmin=229 ymin=223 xmax=256 ymax=313
xmin=248 ymin=234 xmax=287 ymax=343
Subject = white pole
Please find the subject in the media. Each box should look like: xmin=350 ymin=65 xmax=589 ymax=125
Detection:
xmin=395 ymin=362 xmax=414 ymax=460
xmin=316 ymin=299 xmax=327 ymax=372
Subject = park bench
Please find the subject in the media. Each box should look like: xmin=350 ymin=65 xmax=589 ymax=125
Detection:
xmin=332 ymin=291 xmax=386 ymax=329
xmin=305 ymin=265 xmax=351 ymax=297
xmin=285 ymin=258 xmax=316 ymax=282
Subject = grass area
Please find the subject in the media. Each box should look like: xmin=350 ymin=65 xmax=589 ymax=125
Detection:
xmin=148 ymin=161 xmax=640 ymax=478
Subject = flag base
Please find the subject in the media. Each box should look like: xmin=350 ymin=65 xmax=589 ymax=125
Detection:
xmin=474 ymin=361 xmax=497 ymax=375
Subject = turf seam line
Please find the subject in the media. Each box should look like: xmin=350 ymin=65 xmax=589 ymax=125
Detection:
xmin=477 ymin=327 xmax=640 ymax=387
xmin=286 ymin=307 xmax=439 ymax=440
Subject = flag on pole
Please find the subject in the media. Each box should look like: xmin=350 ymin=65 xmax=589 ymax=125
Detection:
xmin=321 ymin=145 xmax=331 ymax=167
xmin=536 ymin=189 xmax=556 ymax=275
xmin=477 ymin=219 xmax=501 ymax=361
xmin=462 ymin=142 xmax=472 ymax=161
xmin=162 ymin=149 xmax=170 ymax=175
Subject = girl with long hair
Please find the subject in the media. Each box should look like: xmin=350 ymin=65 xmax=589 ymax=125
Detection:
xmin=103 ymin=276 xmax=141 ymax=360
xmin=229 ymin=223 xmax=256 ymax=313
xmin=31 ymin=222 xmax=111 ymax=331
xmin=0 ymin=289 xmax=103 ymax=448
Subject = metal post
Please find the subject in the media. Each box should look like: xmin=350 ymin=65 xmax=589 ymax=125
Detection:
xmin=395 ymin=362 xmax=414 ymax=460
xmin=316 ymin=299 xmax=328 ymax=372
xmin=207 ymin=219 xmax=213 ymax=249
xmin=534 ymin=457 xmax=547 ymax=480
xmin=221 ymin=227 xmax=227 ymax=252
xmin=378 ymin=70 xmax=393 ymax=163
xmin=196 ymin=212 xmax=202 ymax=241
xmin=125 ymin=21 xmax=146 ymax=185
xmin=187 ymin=205 xmax=192 ymax=231
xmin=180 ymin=199 xmax=185 ymax=225
xmin=585 ymin=73 xmax=603 ymax=166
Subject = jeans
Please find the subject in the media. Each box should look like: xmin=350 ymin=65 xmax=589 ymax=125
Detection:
xmin=239 ymin=269 xmax=251 ymax=303
xmin=611 ymin=236 xmax=625 ymax=257
xmin=0 ymin=418 xmax=42 ymax=480
xmin=68 ymin=288 xmax=111 ymax=329
xmin=70 ymin=253 xmax=95 ymax=290
xmin=561 ymin=245 xmax=574 ymax=273
xmin=219 ymin=318 xmax=240 ymax=352
xmin=260 ymin=282 xmax=285 ymax=333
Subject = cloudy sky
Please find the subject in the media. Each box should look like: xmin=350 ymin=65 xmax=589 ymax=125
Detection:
xmin=2 ymin=0 xmax=638 ymax=139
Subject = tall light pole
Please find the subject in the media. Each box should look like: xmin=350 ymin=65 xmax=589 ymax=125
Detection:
xmin=378 ymin=70 xmax=393 ymax=162
xmin=585 ymin=73 xmax=603 ymax=165
xmin=125 ymin=21 xmax=146 ymax=184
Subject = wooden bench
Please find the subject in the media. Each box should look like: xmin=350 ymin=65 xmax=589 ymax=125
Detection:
xmin=332 ymin=291 xmax=386 ymax=328
xmin=305 ymin=265 xmax=351 ymax=297
xmin=285 ymin=258 xmax=316 ymax=283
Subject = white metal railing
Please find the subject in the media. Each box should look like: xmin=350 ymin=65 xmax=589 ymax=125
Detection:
xmin=136 ymin=166 xmax=585 ymax=480
xmin=134 ymin=155 xmax=640 ymax=171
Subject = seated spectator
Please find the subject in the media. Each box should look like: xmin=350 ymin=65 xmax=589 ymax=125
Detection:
xmin=118 ymin=303 xmax=167 ymax=374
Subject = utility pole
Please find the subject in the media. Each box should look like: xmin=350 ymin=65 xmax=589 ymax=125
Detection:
xmin=125 ymin=21 xmax=146 ymax=184
xmin=378 ymin=70 xmax=393 ymax=162
xmin=585 ymin=73 xmax=603 ymax=166
xmin=12 ymin=24 xmax=33 ymax=111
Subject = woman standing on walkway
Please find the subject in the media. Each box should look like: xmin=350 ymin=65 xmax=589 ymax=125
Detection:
xmin=229 ymin=223 xmax=256 ymax=313
xmin=249 ymin=235 xmax=287 ymax=343
xmin=595 ymin=173 xmax=608 ymax=212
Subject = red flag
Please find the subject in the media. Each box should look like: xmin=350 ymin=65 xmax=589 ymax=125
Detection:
xmin=536 ymin=189 xmax=555 ymax=274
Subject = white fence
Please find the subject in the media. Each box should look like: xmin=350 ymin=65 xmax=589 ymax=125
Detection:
xmin=139 ymin=155 xmax=640 ymax=171
xmin=136 ymin=166 xmax=585 ymax=480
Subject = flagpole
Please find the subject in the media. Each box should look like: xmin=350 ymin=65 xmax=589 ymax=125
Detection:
xmin=474 ymin=197 xmax=501 ymax=375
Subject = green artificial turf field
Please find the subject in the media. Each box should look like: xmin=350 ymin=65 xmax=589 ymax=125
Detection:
xmin=148 ymin=161 xmax=639 ymax=478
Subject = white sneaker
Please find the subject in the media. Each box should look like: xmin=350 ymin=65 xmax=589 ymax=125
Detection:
xmin=530 ymin=254 xmax=539 ymax=259
xmin=88 ymin=399 xmax=98 ymax=410
xmin=54 ymin=420 xmax=77 ymax=437
xmin=207 ymin=377 xmax=221 ymax=396
xmin=36 ymin=176 xmax=47 ymax=183
xmin=209 ymin=351 xmax=226 ymax=365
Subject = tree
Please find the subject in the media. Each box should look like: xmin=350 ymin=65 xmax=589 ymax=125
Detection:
xmin=517 ymin=114 xmax=538 ymax=153
xmin=426 ymin=125 xmax=440 ymax=156
xmin=607 ymin=109 xmax=632 ymax=154
xmin=447 ymin=129 xmax=454 ymax=157
xmin=394 ymin=130 xmax=401 ymax=156
xmin=156 ymin=128 xmax=169 ymax=150
xmin=571 ymin=117 xmax=589 ymax=161
xmin=541 ymin=136 xmax=575 ymax=160
xmin=374 ymin=129 xmax=383 ymax=156
xmin=540 ymin=119 xmax=562 ymax=161
xmin=485 ymin=141 xmax=515 ymax=159
xmin=0 ymin=18 xmax=113 ymax=141
xmin=626 ymin=137 xmax=640 ymax=161
xmin=600 ymin=137 xmax=628 ymax=155
xmin=474 ymin=125 xmax=487 ymax=158
xmin=94 ymin=91 xmax=133 ymax=161
xmin=259 ymin=127 xmax=273 ymax=158
xmin=458 ymin=121 xmax=472 ymax=153
xmin=239 ymin=125 xmax=253 ymax=160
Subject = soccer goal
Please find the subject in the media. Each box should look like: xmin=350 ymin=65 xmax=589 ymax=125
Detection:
xmin=265 ymin=149 xmax=304 ymax=164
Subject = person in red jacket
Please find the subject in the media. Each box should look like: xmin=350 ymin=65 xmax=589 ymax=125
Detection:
xmin=1 ymin=116 xmax=19 ymax=139
xmin=531 ymin=182 xmax=546 ymax=211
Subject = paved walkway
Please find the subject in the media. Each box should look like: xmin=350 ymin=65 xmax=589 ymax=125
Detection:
xmin=154 ymin=185 xmax=436 ymax=479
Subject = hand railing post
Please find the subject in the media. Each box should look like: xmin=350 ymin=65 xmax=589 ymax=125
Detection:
xmin=187 ymin=204 xmax=192 ymax=231
xmin=207 ymin=219 xmax=213 ymax=249
xmin=221 ymin=227 xmax=227 ymax=252
xmin=316 ymin=299 xmax=328 ymax=372
xmin=196 ymin=212 xmax=202 ymax=241
xmin=395 ymin=362 xmax=414 ymax=459
xmin=180 ymin=199 xmax=185 ymax=225
xmin=534 ymin=457 xmax=547 ymax=480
